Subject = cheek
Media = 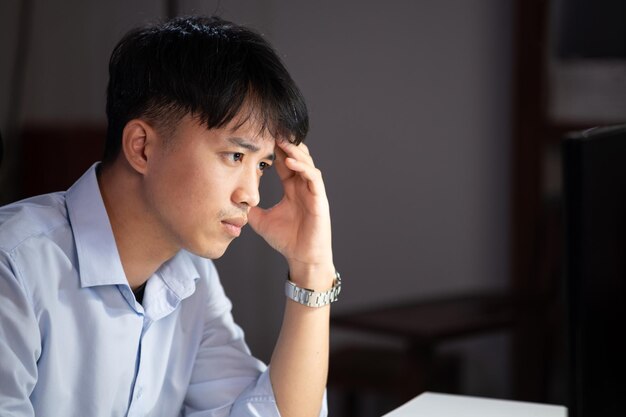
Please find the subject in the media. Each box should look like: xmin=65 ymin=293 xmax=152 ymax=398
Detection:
xmin=145 ymin=164 xmax=201 ymax=219
xmin=177 ymin=171 xmax=232 ymax=218
xmin=146 ymin=150 xmax=235 ymax=222
xmin=169 ymin=176 xmax=210 ymax=217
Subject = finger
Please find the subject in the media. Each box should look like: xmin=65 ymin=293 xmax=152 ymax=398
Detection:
xmin=273 ymin=147 xmax=295 ymax=181
xmin=274 ymin=140 xmax=316 ymax=182
xmin=278 ymin=139 xmax=315 ymax=167
xmin=284 ymin=157 xmax=326 ymax=196
xmin=297 ymin=142 xmax=312 ymax=157
xmin=247 ymin=205 xmax=265 ymax=231
xmin=280 ymin=140 xmax=313 ymax=162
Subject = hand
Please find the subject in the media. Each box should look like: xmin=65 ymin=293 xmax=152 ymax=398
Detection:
xmin=248 ymin=139 xmax=334 ymax=287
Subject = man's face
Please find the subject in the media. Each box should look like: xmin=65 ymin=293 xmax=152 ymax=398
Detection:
xmin=142 ymin=114 xmax=276 ymax=259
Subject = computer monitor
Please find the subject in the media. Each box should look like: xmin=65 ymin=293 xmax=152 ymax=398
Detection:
xmin=562 ymin=124 xmax=626 ymax=417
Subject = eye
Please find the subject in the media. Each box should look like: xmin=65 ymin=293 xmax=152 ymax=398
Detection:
xmin=259 ymin=161 xmax=272 ymax=172
xmin=223 ymin=152 xmax=244 ymax=165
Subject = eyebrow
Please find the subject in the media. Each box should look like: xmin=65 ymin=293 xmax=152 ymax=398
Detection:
xmin=227 ymin=137 xmax=275 ymax=161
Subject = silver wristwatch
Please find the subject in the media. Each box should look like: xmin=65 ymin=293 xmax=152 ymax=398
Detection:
xmin=285 ymin=271 xmax=341 ymax=308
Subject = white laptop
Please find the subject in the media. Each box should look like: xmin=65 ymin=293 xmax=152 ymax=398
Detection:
xmin=383 ymin=392 xmax=567 ymax=417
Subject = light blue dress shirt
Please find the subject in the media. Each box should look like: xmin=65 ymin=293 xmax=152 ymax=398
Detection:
xmin=0 ymin=164 xmax=328 ymax=417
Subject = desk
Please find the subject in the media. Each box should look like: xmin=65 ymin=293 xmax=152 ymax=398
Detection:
xmin=329 ymin=293 xmax=536 ymax=415
xmin=330 ymin=292 xmax=522 ymax=384
xmin=384 ymin=392 xmax=567 ymax=416
xmin=331 ymin=292 xmax=520 ymax=344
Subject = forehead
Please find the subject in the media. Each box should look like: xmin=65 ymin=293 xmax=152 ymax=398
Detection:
xmin=173 ymin=113 xmax=276 ymax=148
xmin=223 ymin=118 xmax=278 ymax=157
xmin=227 ymin=117 xmax=277 ymax=144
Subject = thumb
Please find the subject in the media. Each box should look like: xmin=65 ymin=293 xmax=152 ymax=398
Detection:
xmin=247 ymin=206 xmax=265 ymax=233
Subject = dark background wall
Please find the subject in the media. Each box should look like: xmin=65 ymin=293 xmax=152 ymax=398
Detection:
xmin=0 ymin=0 xmax=514 ymax=403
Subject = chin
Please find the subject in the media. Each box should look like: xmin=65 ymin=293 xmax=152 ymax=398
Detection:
xmin=182 ymin=230 xmax=236 ymax=259
xmin=187 ymin=241 xmax=230 ymax=260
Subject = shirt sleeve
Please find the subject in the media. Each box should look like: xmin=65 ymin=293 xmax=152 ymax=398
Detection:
xmin=182 ymin=261 xmax=328 ymax=417
xmin=230 ymin=369 xmax=328 ymax=417
xmin=0 ymin=250 xmax=39 ymax=417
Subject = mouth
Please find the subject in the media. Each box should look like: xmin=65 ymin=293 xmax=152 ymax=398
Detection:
xmin=221 ymin=217 xmax=247 ymax=237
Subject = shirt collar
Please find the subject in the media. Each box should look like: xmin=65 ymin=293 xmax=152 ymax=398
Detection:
xmin=142 ymin=251 xmax=200 ymax=322
xmin=66 ymin=163 xmax=127 ymax=287
xmin=157 ymin=250 xmax=200 ymax=300
xmin=65 ymin=163 xmax=201 ymax=297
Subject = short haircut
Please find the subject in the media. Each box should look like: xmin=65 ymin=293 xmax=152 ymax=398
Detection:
xmin=103 ymin=16 xmax=308 ymax=163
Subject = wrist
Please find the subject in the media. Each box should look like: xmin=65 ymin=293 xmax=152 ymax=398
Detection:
xmin=287 ymin=262 xmax=336 ymax=291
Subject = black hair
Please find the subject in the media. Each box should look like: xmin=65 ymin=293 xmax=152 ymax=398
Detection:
xmin=103 ymin=16 xmax=308 ymax=163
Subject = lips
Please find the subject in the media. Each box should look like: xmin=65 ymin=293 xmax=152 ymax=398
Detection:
xmin=221 ymin=217 xmax=247 ymax=237
xmin=221 ymin=217 xmax=247 ymax=228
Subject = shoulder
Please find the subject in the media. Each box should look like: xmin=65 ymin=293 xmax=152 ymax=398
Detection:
xmin=0 ymin=193 xmax=69 ymax=253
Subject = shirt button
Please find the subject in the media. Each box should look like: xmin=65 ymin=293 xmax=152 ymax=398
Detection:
xmin=136 ymin=387 xmax=143 ymax=399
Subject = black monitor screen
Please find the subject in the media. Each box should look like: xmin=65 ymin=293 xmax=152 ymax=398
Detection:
xmin=563 ymin=124 xmax=626 ymax=417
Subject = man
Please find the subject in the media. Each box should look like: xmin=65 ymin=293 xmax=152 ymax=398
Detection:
xmin=0 ymin=16 xmax=339 ymax=416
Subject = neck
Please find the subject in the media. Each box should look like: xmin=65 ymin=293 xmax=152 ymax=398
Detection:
xmin=97 ymin=160 xmax=178 ymax=290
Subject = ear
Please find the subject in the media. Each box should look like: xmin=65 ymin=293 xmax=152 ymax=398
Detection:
xmin=121 ymin=119 xmax=157 ymax=175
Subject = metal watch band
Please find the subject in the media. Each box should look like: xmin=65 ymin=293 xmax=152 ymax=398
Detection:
xmin=284 ymin=271 xmax=341 ymax=308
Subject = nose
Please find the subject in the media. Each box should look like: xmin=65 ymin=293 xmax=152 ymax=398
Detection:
xmin=232 ymin=167 xmax=261 ymax=208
